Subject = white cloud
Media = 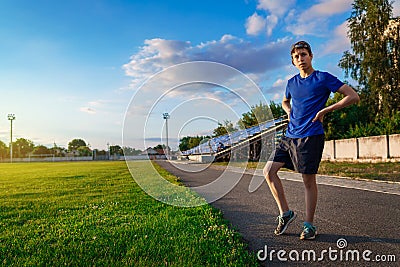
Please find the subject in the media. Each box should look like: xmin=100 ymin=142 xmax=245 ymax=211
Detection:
xmin=286 ymin=0 xmax=353 ymax=36
xmin=393 ymin=0 xmax=400 ymax=17
xmin=303 ymin=0 xmax=353 ymax=20
xmin=246 ymin=0 xmax=295 ymax=36
xmin=272 ymin=78 xmax=286 ymax=88
xmin=322 ymin=21 xmax=351 ymax=55
xmin=246 ymin=12 xmax=266 ymax=35
xmin=80 ymin=107 xmax=96 ymax=114
xmin=79 ymin=99 xmax=114 ymax=115
xmin=271 ymin=93 xmax=282 ymax=101
xmin=88 ymin=100 xmax=108 ymax=107
xmin=123 ymin=35 xmax=291 ymax=91
xmin=286 ymin=20 xmax=325 ymax=36
xmin=265 ymin=78 xmax=286 ymax=100
xmin=257 ymin=0 xmax=296 ymax=16
xmin=266 ymin=15 xmax=278 ymax=36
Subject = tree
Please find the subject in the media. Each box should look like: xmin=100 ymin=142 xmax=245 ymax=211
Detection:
xmin=179 ymin=136 xmax=192 ymax=151
xmin=269 ymin=101 xmax=286 ymax=119
xmin=152 ymin=144 xmax=172 ymax=153
xmin=77 ymin=146 xmax=91 ymax=156
xmin=68 ymin=139 xmax=87 ymax=151
xmin=323 ymin=90 xmax=368 ymax=140
xmin=238 ymin=102 xmax=282 ymax=129
xmin=32 ymin=145 xmax=51 ymax=155
xmin=13 ymin=138 xmax=34 ymax=158
xmin=153 ymin=144 xmax=167 ymax=150
xmin=123 ymin=147 xmax=142 ymax=156
xmin=0 ymin=140 xmax=7 ymax=159
xmin=50 ymin=143 xmax=66 ymax=157
xmin=179 ymin=136 xmax=211 ymax=151
xmin=338 ymin=0 xmax=398 ymax=119
xmin=213 ymin=120 xmax=237 ymax=137
xmin=110 ymin=145 xmax=124 ymax=156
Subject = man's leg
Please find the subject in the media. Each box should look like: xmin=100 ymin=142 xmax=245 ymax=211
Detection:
xmin=263 ymin=161 xmax=288 ymax=214
xmin=264 ymin=161 xmax=297 ymax=235
xmin=302 ymin=174 xmax=318 ymax=224
xmin=300 ymin=173 xmax=318 ymax=240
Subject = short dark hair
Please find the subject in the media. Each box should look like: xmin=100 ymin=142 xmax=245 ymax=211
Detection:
xmin=290 ymin=41 xmax=312 ymax=56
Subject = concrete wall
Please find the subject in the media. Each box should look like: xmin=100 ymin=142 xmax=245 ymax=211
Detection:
xmin=358 ymin=135 xmax=388 ymax=159
xmin=322 ymin=140 xmax=335 ymax=160
xmin=322 ymin=134 xmax=400 ymax=162
xmin=188 ymin=154 xmax=215 ymax=163
xmin=334 ymin=138 xmax=358 ymax=160
xmin=389 ymin=134 xmax=400 ymax=158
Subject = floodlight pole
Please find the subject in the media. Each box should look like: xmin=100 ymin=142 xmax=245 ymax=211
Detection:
xmin=8 ymin=114 xmax=16 ymax=163
xmin=163 ymin=113 xmax=170 ymax=160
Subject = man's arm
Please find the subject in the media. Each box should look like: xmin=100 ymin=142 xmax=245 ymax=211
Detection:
xmin=282 ymin=96 xmax=291 ymax=118
xmin=312 ymin=84 xmax=360 ymax=123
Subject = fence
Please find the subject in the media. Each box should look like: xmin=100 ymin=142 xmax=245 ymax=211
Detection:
xmin=0 ymin=155 xmax=149 ymax=163
xmin=322 ymin=134 xmax=400 ymax=161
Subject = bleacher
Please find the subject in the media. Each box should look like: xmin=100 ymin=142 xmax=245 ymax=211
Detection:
xmin=181 ymin=117 xmax=288 ymax=160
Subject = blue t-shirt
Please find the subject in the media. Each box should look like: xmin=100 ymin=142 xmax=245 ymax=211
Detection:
xmin=285 ymin=70 xmax=344 ymax=138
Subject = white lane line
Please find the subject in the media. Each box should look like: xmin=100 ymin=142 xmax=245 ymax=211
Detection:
xmin=226 ymin=167 xmax=400 ymax=196
xmin=172 ymin=162 xmax=400 ymax=196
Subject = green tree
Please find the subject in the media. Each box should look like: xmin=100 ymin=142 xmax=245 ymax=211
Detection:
xmin=110 ymin=145 xmax=124 ymax=156
xmin=238 ymin=102 xmax=271 ymax=129
xmin=179 ymin=136 xmax=211 ymax=151
xmin=238 ymin=102 xmax=282 ymax=129
xmin=179 ymin=136 xmax=191 ymax=151
xmin=13 ymin=138 xmax=34 ymax=158
xmin=32 ymin=145 xmax=51 ymax=155
xmin=269 ymin=101 xmax=286 ymax=119
xmin=213 ymin=120 xmax=237 ymax=137
xmin=153 ymin=144 xmax=167 ymax=150
xmin=68 ymin=139 xmax=87 ymax=151
xmin=338 ymin=0 xmax=398 ymax=119
xmin=323 ymin=90 xmax=368 ymax=140
xmin=50 ymin=143 xmax=66 ymax=157
xmin=153 ymin=144 xmax=172 ymax=153
xmin=77 ymin=146 xmax=92 ymax=156
xmin=0 ymin=140 xmax=7 ymax=159
xmin=123 ymin=147 xmax=142 ymax=155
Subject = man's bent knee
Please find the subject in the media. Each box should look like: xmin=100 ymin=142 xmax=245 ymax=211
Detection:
xmin=263 ymin=161 xmax=284 ymax=181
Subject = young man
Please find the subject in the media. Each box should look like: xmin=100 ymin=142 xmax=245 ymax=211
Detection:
xmin=263 ymin=41 xmax=359 ymax=240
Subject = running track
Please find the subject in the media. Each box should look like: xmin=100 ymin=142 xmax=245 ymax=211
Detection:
xmin=156 ymin=160 xmax=400 ymax=266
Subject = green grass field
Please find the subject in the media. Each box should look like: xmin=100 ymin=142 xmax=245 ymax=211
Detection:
xmin=0 ymin=161 xmax=258 ymax=266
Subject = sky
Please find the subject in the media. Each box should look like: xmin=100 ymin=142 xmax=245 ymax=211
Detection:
xmin=1 ymin=0 xmax=399 ymax=151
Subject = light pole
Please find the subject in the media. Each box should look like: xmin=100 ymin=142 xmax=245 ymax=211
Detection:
xmin=8 ymin=114 xmax=16 ymax=163
xmin=163 ymin=112 xmax=170 ymax=160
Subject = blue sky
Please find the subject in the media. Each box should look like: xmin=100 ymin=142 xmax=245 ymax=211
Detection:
xmin=1 ymin=0 xmax=399 ymax=151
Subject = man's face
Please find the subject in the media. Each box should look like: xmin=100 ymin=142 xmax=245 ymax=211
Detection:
xmin=291 ymin=48 xmax=313 ymax=71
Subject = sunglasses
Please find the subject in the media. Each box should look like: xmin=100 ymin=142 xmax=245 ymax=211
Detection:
xmin=292 ymin=42 xmax=310 ymax=49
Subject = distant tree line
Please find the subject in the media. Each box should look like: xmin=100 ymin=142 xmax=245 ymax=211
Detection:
xmin=0 ymin=137 xmax=142 ymax=159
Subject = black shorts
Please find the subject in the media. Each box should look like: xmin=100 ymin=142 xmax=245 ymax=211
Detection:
xmin=271 ymin=134 xmax=325 ymax=174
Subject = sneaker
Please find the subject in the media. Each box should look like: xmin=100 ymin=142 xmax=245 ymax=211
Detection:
xmin=300 ymin=223 xmax=317 ymax=240
xmin=274 ymin=210 xmax=297 ymax=235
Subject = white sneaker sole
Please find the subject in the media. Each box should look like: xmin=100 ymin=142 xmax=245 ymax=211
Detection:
xmin=275 ymin=213 xmax=297 ymax=235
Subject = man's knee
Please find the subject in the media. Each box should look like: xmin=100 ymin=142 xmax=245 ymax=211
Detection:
xmin=302 ymin=174 xmax=317 ymax=189
xmin=263 ymin=161 xmax=283 ymax=181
